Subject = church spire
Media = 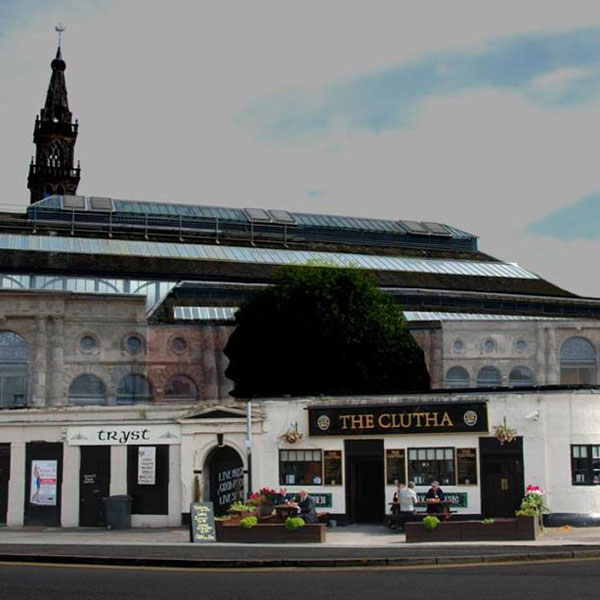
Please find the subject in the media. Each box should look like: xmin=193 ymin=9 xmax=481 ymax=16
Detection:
xmin=27 ymin=24 xmax=81 ymax=204
xmin=41 ymin=45 xmax=71 ymax=124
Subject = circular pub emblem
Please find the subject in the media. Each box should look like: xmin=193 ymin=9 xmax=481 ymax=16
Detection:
xmin=463 ymin=410 xmax=478 ymax=427
xmin=316 ymin=414 xmax=331 ymax=431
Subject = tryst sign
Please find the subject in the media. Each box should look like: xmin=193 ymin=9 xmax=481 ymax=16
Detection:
xmin=66 ymin=425 xmax=181 ymax=446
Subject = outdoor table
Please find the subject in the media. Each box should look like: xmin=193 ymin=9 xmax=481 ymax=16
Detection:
xmin=416 ymin=500 xmax=454 ymax=520
xmin=273 ymin=503 xmax=300 ymax=521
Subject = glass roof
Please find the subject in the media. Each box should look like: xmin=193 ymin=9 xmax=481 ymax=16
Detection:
xmin=0 ymin=233 xmax=537 ymax=279
xmin=29 ymin=196 xmax=477 ymax=240
xmin=403 ymin=312 xmax=560 ymax=321
xmin=174 ymin=306 xmax=238 ymax=321
xmin=173 ymin=308 xmax=563 ymax=322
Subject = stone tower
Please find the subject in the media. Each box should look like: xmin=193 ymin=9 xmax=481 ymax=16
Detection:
xmin=27 ymin=44 xmax=81 ymax=204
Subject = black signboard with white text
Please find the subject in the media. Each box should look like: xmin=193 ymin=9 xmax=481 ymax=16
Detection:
xmin=190 ymin=502 xmax=217 ymax=543
xmin=308 ymin=402 xmax=488 ymax=436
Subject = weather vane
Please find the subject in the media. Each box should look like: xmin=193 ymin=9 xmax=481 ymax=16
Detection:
xmin=55 ymin=23 xmax=66 ymax=47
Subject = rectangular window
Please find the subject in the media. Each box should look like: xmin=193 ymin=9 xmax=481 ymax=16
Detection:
xmin=279 ymin=450 xmax=322 ymax=486
xmin=408 ymin=447 xmax=455 ymax=486
xmin=571 ymin=445 xmax=600 ymax=485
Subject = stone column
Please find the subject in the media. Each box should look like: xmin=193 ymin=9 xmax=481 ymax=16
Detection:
xmin=31 ymin=316 xmax=47 ymax=407
xmin=61 ymin=443 xmax=79 ymax=527
xmin=49 ymin=317 xmax=65 ymax=406
xmin=216 ymin=326 xmax=234 ymax=400
xmin=536 ymin=324 xmax=546 ymax=385
xmin=546 ymin=327 xmax=559 ymax=384
xmin=202 ymin=326 xmax=218 ymax=401
xmin=430 ymin=328 xmax=444 ymax=388
xmin=6 ymin=442 xmax=25 ymax=526
xmin=110 ymin=446 xmax=128 ymax=495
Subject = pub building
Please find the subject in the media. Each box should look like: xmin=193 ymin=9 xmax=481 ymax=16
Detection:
xmin=253 ymin=389 xmax=600 ymax=526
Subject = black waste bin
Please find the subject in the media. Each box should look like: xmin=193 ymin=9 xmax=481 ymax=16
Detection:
xmin=103 ymin=495 xmax=132 ymax=530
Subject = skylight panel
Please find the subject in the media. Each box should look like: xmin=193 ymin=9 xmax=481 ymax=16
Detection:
xmin=399 ymin=220 xmax=430 ymax=235
xmin=243 ymin=208 xmax=272 ymax=223
xmin=89 ymin=197 xmax=113 ymax=212
xmin=269 ymin=210 xmax=296 ymax=225
xmin=62 ymin=195 xmax=86 ymax=210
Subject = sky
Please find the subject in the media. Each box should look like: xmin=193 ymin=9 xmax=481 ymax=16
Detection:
xmin=1 ymin=0 xmax=600 ymax=296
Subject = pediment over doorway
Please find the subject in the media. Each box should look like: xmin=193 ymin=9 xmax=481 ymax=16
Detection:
xmin=183 ymin=404 xmax=250 ymax=420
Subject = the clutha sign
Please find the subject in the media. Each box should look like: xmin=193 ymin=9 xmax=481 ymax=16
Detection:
xmin=308 ymin=402 xmax=488 ymax=436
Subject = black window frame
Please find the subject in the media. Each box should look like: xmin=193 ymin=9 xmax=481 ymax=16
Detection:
xmin=279 ymin=449 xmax=323 ymax=486
xmin=571 ymin=444 xmax=600 ymax=485
xmin=408 ymin=447 xmax=455 ymax=486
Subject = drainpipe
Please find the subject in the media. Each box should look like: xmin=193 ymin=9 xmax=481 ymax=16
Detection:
xmin=245 ymin=400 xmax=252 ymax=498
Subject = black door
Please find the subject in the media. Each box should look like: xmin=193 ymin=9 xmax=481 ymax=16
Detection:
xmin=345 ymin=439 xmax=385 ymax=523
xmin=480 ymin=437 xmax=524 ymax=518
xmin=24 ymin=442 xmax=63 ymax=527
xmin=80 ymin=446 xmax=110 ymax=527
xmin=207 ymin=446 xmax=244 ymax=516
xmin=0 ymin=444 xmax=10 ymax=523
xmin=127 ymin=445 xmax=169 ymax=515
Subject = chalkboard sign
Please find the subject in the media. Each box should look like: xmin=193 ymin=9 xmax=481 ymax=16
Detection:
xmin=189 ymin=501 xmax=217 ymax=543
xmin=323 ymin=450 xmax=342 ymax=486
xmin=456 ymin=448 xmax=477 ymax=485
xmin=385 ymin=449 xmax=406 ymax=485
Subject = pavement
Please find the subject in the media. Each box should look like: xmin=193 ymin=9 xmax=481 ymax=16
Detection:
xmin=1 ymin=524 xmax=600 ymax=569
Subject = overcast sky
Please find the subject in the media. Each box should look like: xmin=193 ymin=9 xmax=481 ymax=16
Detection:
xmin=1 ymin=1 xmax=600 ymax=297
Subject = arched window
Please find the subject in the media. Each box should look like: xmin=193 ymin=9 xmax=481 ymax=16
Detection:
xmin=46 ymin=140 xmax=64 ymax=167
xmin=445 ymin=366 xmax=470 ymax=388
xmin=116 ymin=374 xmax=152 ymax=405
xmin=0 ymin=331 xmax=29 ymax=408
xmin=560 ymin=337 xmax=597 ymax=384
xmin=68 ymin=374 xmax=106 ymax=406
xmin=509 ymin=366 xmax=534 ymax=387
xmin=477 ymin=366 xmax=501 ymax=388
xmin=165 ymin=375 xmax=198 ymax=401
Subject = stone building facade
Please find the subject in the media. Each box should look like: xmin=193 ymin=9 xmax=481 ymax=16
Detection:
xmin=419 ymin=317 xmax=600 ymax=389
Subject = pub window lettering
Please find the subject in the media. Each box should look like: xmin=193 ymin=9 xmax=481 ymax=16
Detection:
xmin=571 ymin=445 xmax=600 ymax=485
xmin=408 ymin=447 xmax=455 ymax=486
xmin=279 ymin=450 xmax=322 ymax=486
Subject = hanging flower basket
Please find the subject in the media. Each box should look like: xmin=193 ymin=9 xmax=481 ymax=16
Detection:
xmin=280 ymin=423 xmax=303 ymax=444
xmin=493 ymin=417 xmax=517 ymax=445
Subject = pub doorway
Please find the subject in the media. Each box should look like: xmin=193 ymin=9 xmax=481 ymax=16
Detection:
xmin=79 ymin=446 xmax=110 ymax=527
xmin=344 ymin=439 xmax=385 ymax=523
xmin=479 ymin=437 xmax=524 ymax=518
xmin=0 ymin=443 xmax=10 ymax=523
xmin=204 ymin=446 xmax=244 ymax=516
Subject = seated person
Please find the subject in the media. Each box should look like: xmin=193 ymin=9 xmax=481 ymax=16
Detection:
xmin=295 ymin=489 xmax=318 ymax=523
xmin=425 ymin=480 xmax=445 ymax=514
xmin=399 ymin=481 xmax=418 ymax=515
xmin=391 ymin=482 xmax=404 ymax=515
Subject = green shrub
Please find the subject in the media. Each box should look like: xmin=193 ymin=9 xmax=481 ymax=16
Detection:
xmin=240 ymin=516 xmax=258 ymax=529
xmin=284 ymin=517 xmax=305 ymax=531
xmin=482 ymin=518 xmax=495 ymax=524
xmin=228 ymin=501 xmax=257 ymax=513
xmin=422 ymin=515 xmax=440 ymax=530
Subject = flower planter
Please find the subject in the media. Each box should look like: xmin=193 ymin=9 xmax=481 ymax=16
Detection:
xmin=257 ymin=500 xmax=274 ymax=518
xmin=215 ymin=521 xmax=326 ymax=543
xmin=405 ymin=516 xmax=539 ymax=543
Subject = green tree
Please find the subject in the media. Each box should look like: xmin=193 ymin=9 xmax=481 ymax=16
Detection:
xmin=224 ymin=264 xmax=430 ymax=397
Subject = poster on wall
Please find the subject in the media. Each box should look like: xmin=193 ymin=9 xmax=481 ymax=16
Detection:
xmin=138 ymin=446 xmax=156 ymax=485
xmin=456 ymin=448 xmax=478 ymax=485
xmin=30 ymin=460 xmax=57 ymax=506
xmin=323 ymin=451 xmax=343 ymax=486
xmin=385 ymin=449 xmax=406 ymax=485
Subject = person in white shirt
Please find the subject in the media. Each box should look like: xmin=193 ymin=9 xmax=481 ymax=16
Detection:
xmin=399 ymin=481 xmax=418 ymax=514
